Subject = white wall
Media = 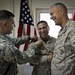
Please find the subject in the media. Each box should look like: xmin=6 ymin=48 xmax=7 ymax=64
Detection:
xmin=0 ymin=0 xmax=75 ymax=37
xmin=32 ymin=0 xmax=75 ymax=9
xmin=0 ymin=0 xmax=75 ymax=75
xmin=31 ymin=0 xmax=75 ymax=25
xmin=0 ymin=0 xmax=14 ymax=11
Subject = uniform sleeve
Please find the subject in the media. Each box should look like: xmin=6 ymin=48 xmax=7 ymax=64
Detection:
xmin=69 ymin=27 xmax=75 ymax=50
xmin=40 ymin=55 xmax=48 ymax=63
xmin=2 ymin=41 xmax=37 ymax=64
xmin=10 ymin=35 xmax=30 ymax=46
xmin=64 ymin=24 xmax=75 ymax=53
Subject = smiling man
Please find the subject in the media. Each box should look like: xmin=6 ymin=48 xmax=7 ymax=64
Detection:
xmin=50 ymin=3 xmax=75 ymax=75
xmin=31 ymin=20 xmax=56 ymax=75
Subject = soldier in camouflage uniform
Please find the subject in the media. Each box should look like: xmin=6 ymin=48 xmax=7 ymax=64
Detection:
xmin=0 ymin=10 xmax=42 ymax=75
xmin=50 ymin=3 xmax=75 ymax=75
xmin=31 ymin=21 xmax=56 ymax=75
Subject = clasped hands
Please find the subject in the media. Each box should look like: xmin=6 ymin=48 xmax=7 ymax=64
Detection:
xmin=47 ymin=52 xmax=53 ymax=62
xmin=30 ymin=35 xmax=53 ymax=62
xmin=30 ymin=35 xmax=42 ymax=47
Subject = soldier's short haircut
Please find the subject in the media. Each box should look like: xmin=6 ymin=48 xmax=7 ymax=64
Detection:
xmin=51 ymin=3 xmax=67 ymax=12
xmin=0 ymin=10 xmax=15 ymax=21
xmin=37 ymin=20 xmax=48 ymax=27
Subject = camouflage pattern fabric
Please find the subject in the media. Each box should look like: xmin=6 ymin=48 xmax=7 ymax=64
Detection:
xmin=0 ymin=35 xmax=37 ymax=75
xmin=51 ymin=20 xmax=75 ymax=75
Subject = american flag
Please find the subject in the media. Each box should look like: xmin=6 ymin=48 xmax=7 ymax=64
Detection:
xmin=73 ymin=12 xmax=75 ymax=20
xmin=17 ymin=0 xmax=37 ymax=51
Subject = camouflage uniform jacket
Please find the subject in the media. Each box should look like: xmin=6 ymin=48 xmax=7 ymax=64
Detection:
xmin=31 ymin=36 xmax=56 ymax=75
xmin=51 ymin=20 xmax=75 ymax=75
xmin=0 ymin=34 xmax=37 ymax=75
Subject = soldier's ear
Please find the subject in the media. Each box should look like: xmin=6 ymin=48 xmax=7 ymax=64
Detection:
xmin=61 ymin=11 xmax=64 ymax=15
xmin=2 ymin=21 xmax=6 ymax=26
xmin=2 ymin=21 xmax=7 ymax=27
xmin=47 ymin=26 xmax=50 ymax=30
xmin=60 ymin=8 xmax=64 ymax=15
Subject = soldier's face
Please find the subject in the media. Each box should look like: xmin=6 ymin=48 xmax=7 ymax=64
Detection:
xmin=5 ymin=17 xmax=14 ymax=34
xmin=50 ymin=6 xmax=62 ymax=26
xmin=37 ymin=22 xmax=49 ymax=39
